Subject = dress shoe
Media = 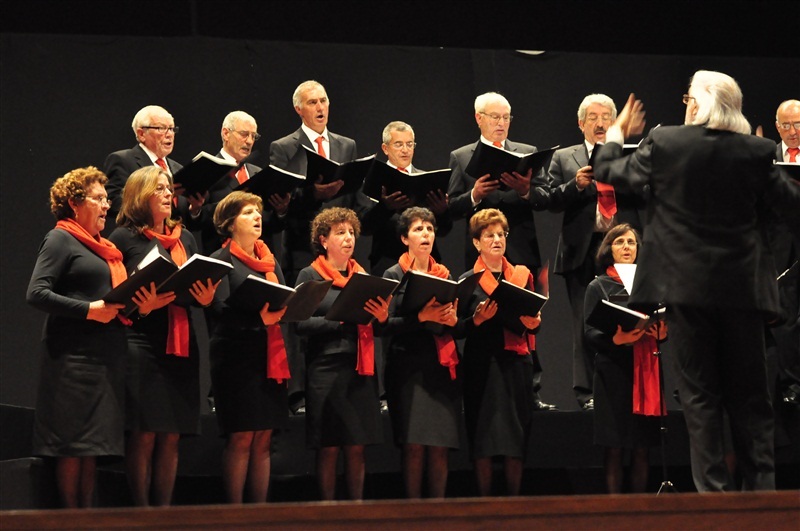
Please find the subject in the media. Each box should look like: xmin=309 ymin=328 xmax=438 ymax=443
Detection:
xmin=290 ymin=403 xmax=306 ymax=415
xmin=532 ymin=399 xmax=558 ymax=411
xmin=380 ymin=399 xmax=389 ymax=413
xmin=582 ymin=398 xmax=594 ymax=411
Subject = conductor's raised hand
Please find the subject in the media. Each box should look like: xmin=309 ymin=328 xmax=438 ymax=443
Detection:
xmin=615 ymin=93 xmax=646 ymax=139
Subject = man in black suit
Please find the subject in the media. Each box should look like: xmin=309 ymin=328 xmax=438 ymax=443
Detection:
xmin=767 ymin=99 xmax=800 ymax=409
xmin=103 ymin=105 xmax=202 ymax=235
xmin=594 ymin=72 xmax=800 ymax=492
xmin=447 ymin=92 xmax=554 ymax=411
xmin=269 ymin=80 xmax=367 ymax=414
xmin=546 ymin=94 xmax=646 ymax=410
xmin=196 ymin=110 xmax=289 ymax=254
xmin=361 ymin=120 xmax=451 ymax=276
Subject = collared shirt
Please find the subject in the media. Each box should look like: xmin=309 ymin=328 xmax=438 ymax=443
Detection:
xmin=781 ymin=141 xmax=800 ymax=164
xmin=301 ymin=123 xmax=330 ymax=158
xmin=138 ymin=143 xmax=172 ymax=175
xmin=586 ymin=139 xmax=616 ymax=232
xmin=218 ymin=148 xmax=248 ymax=179
xmin=387 ymin=161 xmax=416 ymax=173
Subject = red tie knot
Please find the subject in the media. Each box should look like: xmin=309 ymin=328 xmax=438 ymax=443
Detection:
xmin=788 ymin=147 xmax=799 ymax=163
xmin=492 ymin=141 xmax=503 ymax=149
xmin=156 ymin=158 xmax=168 ymax=170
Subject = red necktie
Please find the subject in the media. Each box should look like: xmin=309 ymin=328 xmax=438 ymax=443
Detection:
xmin=397 ymin=166 xmax=408 ymax=173
xmin=235 ymin=165 xmax=248 ymax=184
xmin=788 ymin=147 xmax=799 ymax=163
xmin=493 ymin=141 xmax=503 ymax=149
xmin=315 ymin=136 xmax=327 ymax=158
xmin=155 ymin=158 xmax=168 ymax=171
xmin=595 ymin=182 xmax=617 ymax=219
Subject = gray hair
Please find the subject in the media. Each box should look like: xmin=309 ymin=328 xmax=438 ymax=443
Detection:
xmin=474 ymin=92 xmax=510 ymax=114
xmin=686 ymin=70 xmax=750 ymax=135
xmin=221 ymin=110 xmax=257 ymax=141
xmin=381 ymin=121 xmax=415 ymax=144
xmin=292 ymin=80 xmax=327 ymax=108
xmin=131 ymin=105 xmax=172 ymax=137
xmin=577 ymin=94 xmax=617 ymax=122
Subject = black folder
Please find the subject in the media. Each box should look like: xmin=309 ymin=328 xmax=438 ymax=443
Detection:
xmin=157 ymin=254 xmax=233 ymax=306
xmin=775 ymin=162 xmax=800 ymax=182
xmin=325 ymin=273 xmax=400 ymax=325
xmin=227 ymin=275 xmax=332 ymax=322
xmin=400 ymin=269 xmax=482 ymax=315
xmin=464 ymin=143 xmax=559 ymax=188
xmin=586 ymin=298 xmax=650 ymax=334
xmin=104 ymin=242 xmax=177 ymax=315
xmin=362 ymin=161 xmax=450 ymax=206
xmin=488 ymin=279 xmax=549 ymax=336
xmin=172 ymin=151 xmax=239 ymax=196
xmin=236 ymin=165 xmax=306 ymax=199
xmin=302 ymin=146 xmax=376 ymax=197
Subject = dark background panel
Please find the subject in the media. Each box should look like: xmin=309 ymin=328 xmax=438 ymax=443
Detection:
xmin=2 ymin=0 xmax=797 ymax=412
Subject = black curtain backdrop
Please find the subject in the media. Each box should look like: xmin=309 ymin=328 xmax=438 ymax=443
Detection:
xmin=1 ymin=32 xmax=795 ymax=411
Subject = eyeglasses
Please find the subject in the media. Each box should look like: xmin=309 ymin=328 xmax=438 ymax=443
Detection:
xmin=86 ymin=195 xmax=110 ymax=205
xmin=481 ymin=231 xmax=509 ymax=240
xmin=612 ymin=238 xmax=637 ymax=247
xmin=778 ymin=122 xmax=800 ymax=131
xmin=390 ymin=141 xmax=416 ymax=150
xmin=682 ymin=94 xmax=696 ymax=105
xmin=479 ymin=112 xmax=513 ymax=124
xmin=232 ymin=129 xmax=261 ymax=141
xmin=142 ymin=125 xmax=179 ymax=134
xmin=584 ymin=114 xmax=613 ymax=123
xmin=153 ymin=184 xmax=173 ymax=196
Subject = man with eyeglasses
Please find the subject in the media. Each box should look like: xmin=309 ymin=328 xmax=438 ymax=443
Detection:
xmin=361 ymin=121 xmax=451 ymax=276
xmin=270 ymin=80 xmax=368 ymax=416
xmin=766 ymin=99 xmax=800 ymax=410
xmin=447 ymin=92 xmax=555 ymax=411
xmin=104 ymin=105 xmax=199 ymax=235
xmin=195 ymin=110 xmax=289 ymax=255
xmin=546 ymin=94 xmax=646 ymax=411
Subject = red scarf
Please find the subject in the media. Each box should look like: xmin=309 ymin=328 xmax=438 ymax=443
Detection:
xmin=144 ymin=224 xmax=190 ymax=357
xmin=311 ymin=255 xmax=375 ymax=376
xmin=474 ymin=256 xmax=536 ymax=354
xmin=398 ymin=253 xmax=458 ymax=380
xmin=607 ymin=266 xmax=665 ymax=416
xmin=225 ymin=238 xmax=290 ymax=383
xmin=55 ymin=218 xmax=130 ymax=325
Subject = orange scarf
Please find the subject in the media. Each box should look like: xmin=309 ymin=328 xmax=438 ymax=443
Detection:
xmin=311 ymin=255 xmax=375 ymax=376
xmin=607 ymin=266 xmax=664 ymax=416
xmin=398 ymin=253 xmax=458 ymax=380
xmin=143 ymin=224 xmax=190 ymax=357
xmin=225 ymin=238 xmax=290 ymax=383
xmin=474 ymin=256 xmax=536 ymax=354
xmin=56 ymin=218 xmax=130 ymax=325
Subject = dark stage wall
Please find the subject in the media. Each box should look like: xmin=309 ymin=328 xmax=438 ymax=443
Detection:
xmin=1 ymin=33 xmax=795 ymax=410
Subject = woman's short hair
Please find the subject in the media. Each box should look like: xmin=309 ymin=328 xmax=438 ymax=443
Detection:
xmin=469 ymin=208 xmax=508 ymax=240
xmin=310 ymin=207 xmax=360 ymax=256
xmin=595 ymin=223 xmax=641 ymax=269
xmin=49 ymin=166 xmax=108 ymax=220
xmin=397 ymin=207 xmax=436 ymax=237
xmin=213 ymin=191 xmax=263 ymax=237
xmin=116 ymin=166 xmax=178 ymax=232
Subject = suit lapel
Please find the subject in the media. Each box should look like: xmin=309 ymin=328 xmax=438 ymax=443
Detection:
xmin=571 ymin=144 xmax=589 ymax=168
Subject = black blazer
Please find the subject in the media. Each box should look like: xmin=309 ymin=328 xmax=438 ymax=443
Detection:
xmin=546 ymin=143 xmax=645 ymax=274
xmin=594 ymin=125 xmax=800 ymax=315
xmin=103 ymin=144 xmax=185 ymax=234
xmin=447 ymin=140 xmax=549 ymax=271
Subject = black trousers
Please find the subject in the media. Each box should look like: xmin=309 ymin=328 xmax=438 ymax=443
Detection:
xmin=668 ymin=304 xmax=775 ymax=492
